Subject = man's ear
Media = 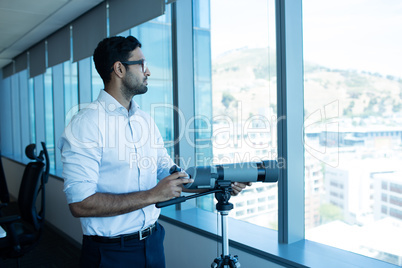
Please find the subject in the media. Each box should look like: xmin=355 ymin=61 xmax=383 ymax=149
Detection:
xmin=111 ymin=61 xmax=125 ymax=78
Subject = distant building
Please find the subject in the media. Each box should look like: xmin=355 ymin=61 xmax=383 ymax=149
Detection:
xmin=373 ymin=171 xmax=402 ymax=221
xmin=305 ymin=154 xmax=324 ymax=229
xmin=232 ymin=183 xmax=278 ymax=229
xmin=309 ymin=127 xmax=402 ymax=148
xmin=325 ymin=158 xmax=396 ymax=225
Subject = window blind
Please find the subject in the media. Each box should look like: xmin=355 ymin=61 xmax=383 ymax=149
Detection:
xmin=14 ymin=52 xmax=28 ymax=73
xmin=48 ymin=26 xmax=71 ymax=67
xmin=2 ymin=62 xmax=14 ymax=78
xmin=72 ymin=2 xmax=107 ymax=62
xmin=109 ymin=0 xmax=165 ymax=36
xmin=29 ymin=41 xmax=46 ymax=78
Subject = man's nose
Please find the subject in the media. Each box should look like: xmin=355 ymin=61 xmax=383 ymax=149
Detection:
xmin=145 ymin=67 xmax=151 ymax=76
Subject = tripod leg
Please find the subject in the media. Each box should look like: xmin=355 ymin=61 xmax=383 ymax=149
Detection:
xmin=211 ymin=255 xmax=241 ymax=268
xmin=213 ymin=187 xmax=240 ymax=268
xmin=221 ymin=211 xmax=229 ymax=257
xmin=229 ymin=255 xmax=241 ymax=268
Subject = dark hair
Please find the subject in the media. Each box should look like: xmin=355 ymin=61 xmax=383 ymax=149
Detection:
xmin=93 ymin=36 xmax=142 ymax=84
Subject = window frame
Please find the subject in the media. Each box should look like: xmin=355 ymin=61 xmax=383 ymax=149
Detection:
xmin=33 ymin=75 xmax=46 ymax=157
xmin=276 ymin=0 xmax=305 ymax=244
xmin=167 ymin=1 xmax=396 ymax=267
xmin=11 ymin=74 xmax=22 ymax=160
xmin=53 ymin=63 xmax=65 ymax=173
xmin=171 ymin=0 xmax=305 ymax=244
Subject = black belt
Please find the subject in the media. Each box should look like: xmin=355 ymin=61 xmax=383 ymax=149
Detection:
xmin=85 ymin=223 xmax=157 ymax=243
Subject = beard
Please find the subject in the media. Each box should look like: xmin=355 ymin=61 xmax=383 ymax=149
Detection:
xmin=121 ymin=72 xmax=148 ymax=101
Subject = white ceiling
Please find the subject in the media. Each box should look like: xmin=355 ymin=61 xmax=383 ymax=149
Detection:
xmin=0 ymin=0 xmax=104 ymax=69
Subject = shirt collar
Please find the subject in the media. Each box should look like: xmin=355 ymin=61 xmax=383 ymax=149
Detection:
xmin=97 ymin=89 xmax=140 ymax=117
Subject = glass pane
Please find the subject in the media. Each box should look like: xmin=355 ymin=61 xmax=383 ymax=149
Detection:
xmin=28 ymin=78 xmax=36 ymax=144
xmin=303 ymin=1 xmax=402 ymax=265
xmin=11 ymin=75 xmax=21 ymax=159
xmin=44 ymin=68 xmax=55 ymax=170
xmin=193 ymin=0 xmax=278 ymax=229
xmin=1 ymin=77 xmax=13 ymax=156
xmin=64 ymin=61 xmax=79 ymax=126
xmin=130 ymin=5 xmax=174 ymax=158
xmin=91 ymin=57 xmax=103 ymax=101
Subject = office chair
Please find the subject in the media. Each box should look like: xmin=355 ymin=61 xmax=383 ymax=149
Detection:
xmin=0 ymin=151 xmax=24 ymax=219
xmin=0 ymin=151 xmax=10 ymax=208
xmin=0 ymin=142 xmax=49 ymax=261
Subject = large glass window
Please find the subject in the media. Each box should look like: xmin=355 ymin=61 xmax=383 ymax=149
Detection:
xmin=19 ymin=70 xmax=30 ymax=163
xmin=1 ymin=77 xmax=13 ymax=156
xmin=91 ymin=58 xmax=103 ymax=101
xmin=131 ymin=4 xmax=174 ymax=158
xmin=303 ymin=1 xmax=402 ymax=265
xmin=193 ymin=0 xmax=278 ymax=229
xmin=28 ymin=78 xmax=36 ymax=144
xmin=11 ymin=75 xmax=22 ymax=159
xmin=64 ymin=61 xmax=79 ymax=126
xmin=44 ymin=68 xmax=55 ymax=170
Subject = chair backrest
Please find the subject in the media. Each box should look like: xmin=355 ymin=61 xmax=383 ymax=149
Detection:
xmin=17 ymin=161 xmax=45 ymax=231
xmin=0 ymin=154 xmax=10 ymax=204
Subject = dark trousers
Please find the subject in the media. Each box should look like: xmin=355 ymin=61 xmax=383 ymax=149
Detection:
xmin=80 ymin=222 xmax=166 ymax=268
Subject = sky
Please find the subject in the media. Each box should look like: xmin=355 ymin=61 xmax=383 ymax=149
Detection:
xmin=210 ymin=0 xmax=402 ymax=78
xmin=303 ymin=0 xmax=402 ymax=78
xmin=210 ymin=0 xmax=274 ymax=59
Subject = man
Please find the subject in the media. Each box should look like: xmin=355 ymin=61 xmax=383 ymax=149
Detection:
xmin=58 ymin=36 xmax=248 ymax=268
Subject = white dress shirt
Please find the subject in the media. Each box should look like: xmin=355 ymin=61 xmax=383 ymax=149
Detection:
xmin=58 ymin=90 xmax=174 ymax=236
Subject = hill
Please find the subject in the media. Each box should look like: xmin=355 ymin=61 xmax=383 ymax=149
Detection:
xmin=212 ymin=47 xmax=402 ymax=122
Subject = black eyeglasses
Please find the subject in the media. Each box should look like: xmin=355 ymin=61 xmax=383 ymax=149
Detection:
xmin=121 ymin=59 xmax=148 ymax=73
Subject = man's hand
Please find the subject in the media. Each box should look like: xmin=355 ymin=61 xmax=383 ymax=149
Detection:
xmin=151 ymin=172 xmax=193 ymax=202
xmin=68 ymin=172 xmax=193 ymax=218
xmin=231 ymin=182 xmax=252 ymax=196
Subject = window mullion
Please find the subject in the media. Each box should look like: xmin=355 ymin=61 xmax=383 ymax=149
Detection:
xmin=276 ymin=0 xmax=305 ymax=244
xmin=174 ymin=0 xmax=196 ymax=169
xmin=172 ymin=0 xmax=196 ymax=210
xmin=34 ymin=75 xmax=46 ymax=152
xmin=53 ymin=64 xmax=65 ymax=172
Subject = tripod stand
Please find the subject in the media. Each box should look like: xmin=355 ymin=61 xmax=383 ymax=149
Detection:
xmin=156 ymin=180 xmax=241 ymax=268
xmin=156 ymin=162 xmax=279 ymax=267
xmin=211 ymin=181 xmax=241 ymax=268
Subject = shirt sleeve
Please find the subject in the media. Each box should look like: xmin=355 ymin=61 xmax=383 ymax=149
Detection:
xmin=58 ymin=114 xmax=103 ymax=204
